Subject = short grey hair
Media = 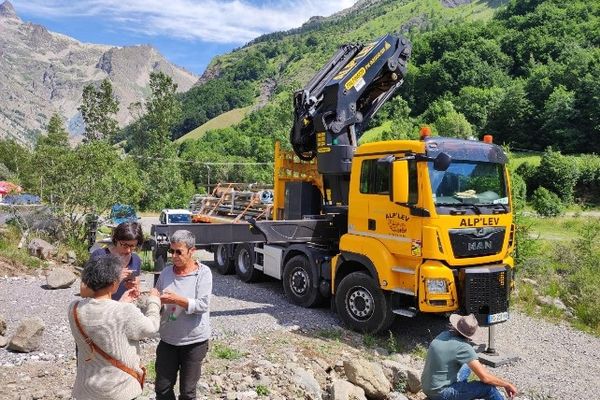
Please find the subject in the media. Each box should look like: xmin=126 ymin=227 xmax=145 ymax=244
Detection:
xmin=82 ymin=254 xmax=121 ymax=291
xmin=170 ymin=230 xmax=196 ymax=249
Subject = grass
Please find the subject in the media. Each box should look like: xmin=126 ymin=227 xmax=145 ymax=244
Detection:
xmin=145 ymin=361 xmax=156 ymax=382
xmin=0 ymin=225 xmax=45 ymax=269
xmin=410 ymin=343 xmax=428 ymax=360
xmin=509 ymin=153 xmax=542 ymax=169
xmin=255 ymin=385 xmax=270 ymax=396
xmin=316 ymin=328 xmax=343 ymax=341
xmin=176 ymin=106 xmax=253 ymax=142
xmin=212 ymin=342 xmax=244 ymax=360
xmin=522 ymin=213 xmax=587 ymax=241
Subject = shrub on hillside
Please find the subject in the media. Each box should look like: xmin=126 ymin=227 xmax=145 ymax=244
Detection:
xmin=531 ymin=187 xmax=564 ymax=217
xmin=537 ymin=148 xmax=579 ymax=203
xmin=510 ymin=172 xmax=527 ymax=210
xmin=515 ymin=161 xmax=538 ymax=196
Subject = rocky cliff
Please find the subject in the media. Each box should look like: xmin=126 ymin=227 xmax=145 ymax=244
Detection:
xmin=0 ymin=1 xmax=197 ymax=146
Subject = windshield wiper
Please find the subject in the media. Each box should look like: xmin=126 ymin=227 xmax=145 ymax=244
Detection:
xmin=436 ymin=202 xmax=482 ymax=214
xmin=478 ymin=202 xmax=509 ymax=214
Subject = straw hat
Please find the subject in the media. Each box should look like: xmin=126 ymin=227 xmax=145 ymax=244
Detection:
xmin=449 ymin=313 xmax=480 ymax=339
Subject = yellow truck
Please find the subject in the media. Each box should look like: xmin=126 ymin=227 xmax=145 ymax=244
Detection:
xmin=153 ymin=33 xmax=514 ymax=333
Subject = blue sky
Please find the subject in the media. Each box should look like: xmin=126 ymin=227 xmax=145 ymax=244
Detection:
xmin=10 ymin=0 xmax=356 ymax=76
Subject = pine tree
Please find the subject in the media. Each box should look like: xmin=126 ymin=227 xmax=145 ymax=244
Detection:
xmin=38 ymin=113 xmax=69 ymax=148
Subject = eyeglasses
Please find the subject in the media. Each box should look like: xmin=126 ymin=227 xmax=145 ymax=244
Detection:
xmin=168 ymin=248 xmax=188 ymax=256
xmin=118 ymin=241 xmax=138 ymax=250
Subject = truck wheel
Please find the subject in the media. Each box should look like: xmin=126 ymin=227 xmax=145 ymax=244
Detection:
xmin=234 ymin=243 xmax=260 ymax=282
xmin=335 ymin=272 xmax=395 ymax=334
xmin=283 ymin=255 xmax=324 ymax=308
xmin=213 ymin=244 xmax=234 ymax=275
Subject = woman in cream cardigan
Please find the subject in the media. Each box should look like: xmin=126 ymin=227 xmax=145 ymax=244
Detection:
xmin=68 ymin=254 xmax=161 ymax=400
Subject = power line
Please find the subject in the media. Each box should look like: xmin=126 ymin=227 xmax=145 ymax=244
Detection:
xmin=126 ymin=154 xmax=273 ymax=166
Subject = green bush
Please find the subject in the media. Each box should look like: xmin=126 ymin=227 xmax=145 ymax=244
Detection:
xmin=536 ymin=149 xmax=579 ymax=203
xmin=515 ymin=161 xmax=538 ymax=196
xmin=531 ymin=187 xmax=564 ymax=217
xmin=510 ymin=172 xmax=527 ymax=210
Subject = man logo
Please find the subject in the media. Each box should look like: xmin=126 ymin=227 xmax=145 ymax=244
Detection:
xmin=467 ymin=241 xmax=493 ymax=251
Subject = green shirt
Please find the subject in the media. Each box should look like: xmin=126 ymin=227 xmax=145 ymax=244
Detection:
xmin=421 ymin=330 xmax=478 ymax=396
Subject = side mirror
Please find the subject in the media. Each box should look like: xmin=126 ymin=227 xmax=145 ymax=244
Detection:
xmin=391 ymin=160 xmax=409 ymax=204
xmin=433 ymin=152 xmax=452 ymax=171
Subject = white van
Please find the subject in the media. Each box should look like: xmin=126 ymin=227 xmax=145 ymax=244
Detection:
xmin=159 ymin=209 xmax=193 ymax=225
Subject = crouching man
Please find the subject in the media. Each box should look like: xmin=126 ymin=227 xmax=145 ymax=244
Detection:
xmin=421 ymin=313 xmax=518 ymax=400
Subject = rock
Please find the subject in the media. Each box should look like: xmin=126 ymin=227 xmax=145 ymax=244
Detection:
xmin=0 ymin=314 xmax=6 ymax=335
xmin=537 ymin=295 xmax=568 ymax=311
xmin=405 ymin=368 xmax=422 ymax=393
xmin=381 ymin=360 xmax=407 ymax=388
xmin=7 ymin=317 xmax=45 ymax=352
xmin=344 ymin=359 xmax=391 ymax=399
xmin=292 ymin=367 xmax=322 ymax=400
xmin=46 ymin=268 xmax=77 ymax=289
xmin=374 ymin=347 xmax=389 ymax=356
xmin=0 ymin=335 xmax=7 ymax=347
xmin=66 ymin=250 xmax=77 ymax=264
xmin=27 ymin=238 xmax=56 ymax=260
xmin=330 ymin=379 xmax=367 ymax=400
xmin=387 ymin=392 xmax=409 ymax=400
xmin=521 ymin=278 xmax=538 ymax=286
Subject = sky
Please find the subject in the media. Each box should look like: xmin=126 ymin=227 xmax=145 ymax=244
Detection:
xmin=9 ymin=0 xmax=356 ymax=76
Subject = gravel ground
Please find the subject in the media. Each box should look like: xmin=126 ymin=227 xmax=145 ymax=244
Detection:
xmin=0 ymin=250 xmax=599 ymax=399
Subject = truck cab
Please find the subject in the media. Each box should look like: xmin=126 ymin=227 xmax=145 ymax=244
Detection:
xmin=333 ymin=135 xmax=514 ymax=332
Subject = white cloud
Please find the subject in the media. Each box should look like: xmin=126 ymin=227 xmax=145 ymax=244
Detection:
xmin=10 ymin=0 xmax=356 ymax=43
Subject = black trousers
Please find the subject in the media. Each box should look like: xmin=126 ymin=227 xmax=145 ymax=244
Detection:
xmin=155 ymin=339 xmax=209 ymax=400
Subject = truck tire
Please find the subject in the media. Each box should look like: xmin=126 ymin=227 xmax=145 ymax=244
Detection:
xmin=335 ymin=272 xmax=395 ymax=334
xmin=213 ymin=244 xmax=234 ymax=275
xmin=283 ymin=255 xmax=324 ymax=308
xmin=234 ymin=243 xmax=261 ymax=282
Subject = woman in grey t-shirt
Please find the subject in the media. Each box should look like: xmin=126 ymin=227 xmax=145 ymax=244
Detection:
xmin=153 ymin=230 xmax=212 ymax=400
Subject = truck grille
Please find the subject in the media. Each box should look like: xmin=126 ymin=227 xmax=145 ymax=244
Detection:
xmin=449 ymin=227 xmax=505 ymax=258
xmin=459 ymin=265 xmax=510 ymax=325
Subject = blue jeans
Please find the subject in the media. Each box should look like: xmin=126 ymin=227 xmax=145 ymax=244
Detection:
xmin=428 ymin=365 xmax=504 ymax=400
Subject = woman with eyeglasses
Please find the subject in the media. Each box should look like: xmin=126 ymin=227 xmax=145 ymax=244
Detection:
xmin=84 ymin=221 xmax=144 ymax=301
xmin=153 ymin=229 xmax=212 ymax=400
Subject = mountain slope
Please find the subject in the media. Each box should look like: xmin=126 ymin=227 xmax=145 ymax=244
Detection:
xmin=0 ymin=1 xmax=197 ymax=146
xmin=174 ymin=0 xmax=507 ymax=140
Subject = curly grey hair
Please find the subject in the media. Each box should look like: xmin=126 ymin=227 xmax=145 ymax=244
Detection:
xmin=170 ymin=230 xmax=196 ymax=249
xmin=81 ymin=254 xmax=121 ymax=291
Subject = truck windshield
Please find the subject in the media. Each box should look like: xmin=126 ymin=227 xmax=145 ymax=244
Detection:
xmin=168 ymin=214 xmax=191 ymax=223
xmin=428 ymin=161 xmax=508 ymax=208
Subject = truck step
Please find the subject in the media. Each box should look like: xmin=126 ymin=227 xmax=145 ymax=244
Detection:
xmin=392 ymin=307 xmax=417 ymax=318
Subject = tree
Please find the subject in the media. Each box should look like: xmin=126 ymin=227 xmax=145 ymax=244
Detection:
xmin=30 ymin=140 xmax=143 ymax=240
xmin=129 ymin=72 xmax=191 ymax=210
xmin=38 ymin=113 xmax=69 ymax=148
xmin=78 ymin=79 xmax=120 ymax=141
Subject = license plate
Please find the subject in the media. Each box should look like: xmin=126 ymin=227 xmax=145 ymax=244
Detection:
xmin=487 ymin=312 xmax=509 ymax=324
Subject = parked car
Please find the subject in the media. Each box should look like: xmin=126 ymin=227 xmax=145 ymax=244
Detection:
xmin=1 ymin=193 xmax=40 ymax=205
xmin=159 ymin=209 xmax=192 ymax=224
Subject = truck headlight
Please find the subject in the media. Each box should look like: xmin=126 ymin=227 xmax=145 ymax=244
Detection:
xmin=426 ymin=279 xmax=448 ymax=293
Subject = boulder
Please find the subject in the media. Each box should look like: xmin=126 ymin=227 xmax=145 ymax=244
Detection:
xmin=405 ymin=368 xmax=422 ymax=393
xmin=0 ymin=335 xmax=7 ymax=347
xmin=46 ymin=268 xmax=77 ymax=289
xmin=381 ymin=359 xmax=408 ymax=389
xmin=27 ymin=238 xmax=56 ymax=260
xmin=344 ymin=359 xmax=392 ymax=400
xmin=330 ymin=379 xmax=367 ymax=400
xmin=0 ymin=314 xmax=6 ymax=335
xmin=7 ymin=317 xmax=45 ymax=352
xmin=292 ymin=367 xmax=322 ymax=400
xmin=387 ymin=392 xmax=409 ymax=400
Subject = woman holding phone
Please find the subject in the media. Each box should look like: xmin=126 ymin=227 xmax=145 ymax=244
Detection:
xmin=86 ymin=221 xmax=144 ymax=300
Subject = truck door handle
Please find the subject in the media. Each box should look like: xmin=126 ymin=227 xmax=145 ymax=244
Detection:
xmin=368 ymin=219 xmax=376 ymax=230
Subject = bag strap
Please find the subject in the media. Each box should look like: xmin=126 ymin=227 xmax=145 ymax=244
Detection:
xmin=73 ymin=301 xmax=145 ymax=388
